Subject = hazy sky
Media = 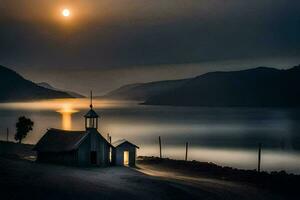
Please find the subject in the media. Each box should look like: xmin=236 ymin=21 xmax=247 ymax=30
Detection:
xmin=1 ymin=0 xmax=300 ymax=95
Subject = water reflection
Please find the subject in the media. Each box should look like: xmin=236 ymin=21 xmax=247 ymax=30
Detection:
xmin=139 ymin=145 xmax=300 ymax=174
xmin=56 ymin=104 xmax=78 ymax=130
xmin=62 ymin=112 xmax=71 ymax=130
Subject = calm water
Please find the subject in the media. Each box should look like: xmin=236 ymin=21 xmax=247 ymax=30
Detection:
xmin=0 ymin=99 xmax=300 ymax=173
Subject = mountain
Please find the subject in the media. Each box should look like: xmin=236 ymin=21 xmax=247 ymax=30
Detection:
xmin=105 ymin=65 xmax=300 ymax=107
xmin=37 ymin=82 xmax=85 ymax=98
xmin=0 ymin=65 xmax=73 ymax=102
xmin=103 ymin=79 xmax=189 ymax=101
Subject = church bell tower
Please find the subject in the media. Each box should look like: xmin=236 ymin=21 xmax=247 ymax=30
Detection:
xmin=84 ymin=91 xmax=99 ymax=130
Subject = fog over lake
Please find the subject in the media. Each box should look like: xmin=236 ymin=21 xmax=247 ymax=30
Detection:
xmin=0 ymin=99 xmax=299 ymax=173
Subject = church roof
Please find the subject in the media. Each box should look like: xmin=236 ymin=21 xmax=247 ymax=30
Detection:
xmin=34 ymin=128 xmax=88 ymax=152
xmin=84 ymin=108 xmax=99 ymax=118
xmin=34 ymin=128 xmax=114 ymax=153
xmin=112 ymin=139 xmax=139 ymax=149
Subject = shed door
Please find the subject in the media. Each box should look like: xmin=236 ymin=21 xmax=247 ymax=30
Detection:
xmin=90 ymin=151 xmax=97 ymax=164
xmin=123 ymin=151 xmax=129 ymax=165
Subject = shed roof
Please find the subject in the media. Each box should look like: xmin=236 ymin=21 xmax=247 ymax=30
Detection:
xmin=34 ymin=128 xmax=88 ymax=152
xmin=112 ymin=139 xmax=139 ymax=149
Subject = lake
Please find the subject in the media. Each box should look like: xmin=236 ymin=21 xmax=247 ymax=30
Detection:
xmin=0 ymin=98 xmax=300 ymax=174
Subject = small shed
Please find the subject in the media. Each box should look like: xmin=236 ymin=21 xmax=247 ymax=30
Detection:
xmin=112 ymin=139 xmax=139 ymax=166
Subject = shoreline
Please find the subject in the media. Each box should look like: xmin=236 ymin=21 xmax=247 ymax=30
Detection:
xmin=137 ymin=156 xmax=300 ymax=197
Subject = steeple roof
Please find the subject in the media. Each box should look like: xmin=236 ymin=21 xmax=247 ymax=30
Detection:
xmin=84 ymin=90 xmax=99 ymax=118
xmin=84 ymin=109 xmax=99 ymax=118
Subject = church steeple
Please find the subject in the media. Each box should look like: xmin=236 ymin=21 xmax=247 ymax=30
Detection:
xmin=90 ymin=91 xmax=93 ymax=109
xmin=84 ymin=91 xmax=99 ymax=130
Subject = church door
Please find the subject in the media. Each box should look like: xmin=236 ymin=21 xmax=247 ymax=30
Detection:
xmin=90 ymin=151 xmax=97 ymax=164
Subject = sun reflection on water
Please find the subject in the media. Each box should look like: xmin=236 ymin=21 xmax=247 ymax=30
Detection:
xmin=56 ymin=103 xmax=78 ymax=130
xmin=0 ymin=98 xmax=136 ymax=111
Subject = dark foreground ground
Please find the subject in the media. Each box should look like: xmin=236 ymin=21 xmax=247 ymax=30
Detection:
xmin=0 ymin=141 xmax=299 ymax=200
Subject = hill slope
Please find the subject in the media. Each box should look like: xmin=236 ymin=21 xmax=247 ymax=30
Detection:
xmin=0 ymin=65 xmax=73 ymax=102
xmin=103 ymin=79 xmax=189 ymax=101
xmin=105 ymin=65 xmax=300 ymax=106
xmin=37 ymin=82 xmax=85 ymax=98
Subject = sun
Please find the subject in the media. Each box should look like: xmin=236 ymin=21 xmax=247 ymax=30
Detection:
xmin=62 ymin=9 xmax=70 ymax=17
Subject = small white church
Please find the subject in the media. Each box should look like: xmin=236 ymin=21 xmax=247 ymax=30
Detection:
xmin=34 ymin=93 xmax=139 ymax=167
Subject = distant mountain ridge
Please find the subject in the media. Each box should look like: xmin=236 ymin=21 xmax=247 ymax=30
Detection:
xmin=103 ymin=79 xmax=189 ymax=101
xmin=104 ymin=65 xmax=300 ymax=107
xmin=0 ymin=65 xmax=73 ymax=102
xmin=37 ymin=82 xmax=85 ymax=98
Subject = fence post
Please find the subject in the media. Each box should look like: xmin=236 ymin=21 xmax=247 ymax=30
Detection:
xmin=159 ymin=136 xmax=162 ymax=158
xmin=258 ymin=143 xmax=262 ymax=172
xmin=185 ymin=142 xmax=189 ymax=161
xmin=6 ymin=128 xmax=9 ymax=142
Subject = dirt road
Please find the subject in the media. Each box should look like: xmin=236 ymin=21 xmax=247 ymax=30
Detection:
xmin=0 ymin=157 xmax=282 ymax=200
